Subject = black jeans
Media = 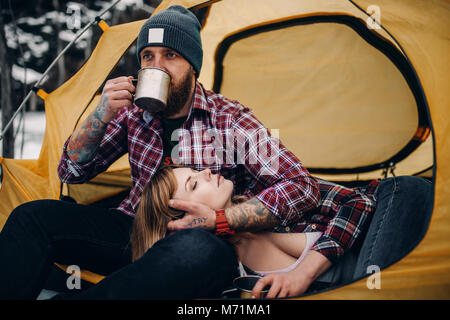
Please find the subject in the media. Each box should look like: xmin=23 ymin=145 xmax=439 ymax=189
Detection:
xmin=352 ymin=175 xmax=433 ymax=280
xmin=315 ymin=176 xmax=433 ymax=286
xmin=0 ymin=200 xmax=238 ymax=300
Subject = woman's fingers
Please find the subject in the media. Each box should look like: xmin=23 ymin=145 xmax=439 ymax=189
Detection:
xmin=278 ymin=286 xmax=290 ymax=298
xmin=252 ymin=274 xmax=295 ymax=299
xmin=252 ymin=275 xmax=272 ymax=298
xmin=265 ymin=277 xmax=282 ymax=298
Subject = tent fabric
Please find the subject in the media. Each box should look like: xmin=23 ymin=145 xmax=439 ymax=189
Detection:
xmin=0 ymin=0 xmax=448 ymax=298
xmin=216 ymin=20 xmax=419 ymax=168
xmin=199 ymin=0 xmax=432 ymax=176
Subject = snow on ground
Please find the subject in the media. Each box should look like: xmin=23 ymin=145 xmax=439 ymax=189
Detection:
xmin=0 ymin=111 xmax=46 ymax=159
xmin=11 ymin=65 xmax=46 ymax=85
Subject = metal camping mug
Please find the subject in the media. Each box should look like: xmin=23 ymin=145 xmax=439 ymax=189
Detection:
xmin=233 ymin=275 xmax=270 ymax=299
xmin=133 ymin=67 xmax=171 ymax=113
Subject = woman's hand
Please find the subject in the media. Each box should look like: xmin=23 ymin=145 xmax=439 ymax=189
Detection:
xmin=252 ymin=250 xmax=332 ymax=298
xmin=167 ymin=199 xmax=216 ymax=231
xmin=252 ymin=270 xmax=314 ymax=299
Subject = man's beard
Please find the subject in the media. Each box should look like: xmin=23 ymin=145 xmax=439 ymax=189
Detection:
xmin=158 ymin=68 xmax=194 ymax=118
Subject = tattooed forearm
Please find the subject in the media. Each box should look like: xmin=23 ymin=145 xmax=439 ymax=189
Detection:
xmin=225 ymin=197 xmax=280 ymax=232
xmin=67 ymin=96 xmax=109 ymax=163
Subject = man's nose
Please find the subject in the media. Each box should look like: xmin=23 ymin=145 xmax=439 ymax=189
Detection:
xmin=149 ymin=55 xmax=166 ymax=71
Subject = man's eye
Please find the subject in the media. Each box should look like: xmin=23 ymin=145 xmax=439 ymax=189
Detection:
xmin=167 ymin=52 xmax=177 ymax=58
xmin=142 ymin=54 xmax=151 ymax=59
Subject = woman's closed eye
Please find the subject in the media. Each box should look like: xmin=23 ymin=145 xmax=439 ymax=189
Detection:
xmin=192 ymin=180 xmax=197 ymax=191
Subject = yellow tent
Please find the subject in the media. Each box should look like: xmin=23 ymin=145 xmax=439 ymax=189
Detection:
xmin=0 ymin=0 xmax=448 ymax=299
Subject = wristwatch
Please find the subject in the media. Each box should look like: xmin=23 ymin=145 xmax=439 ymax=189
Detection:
xmin=215 ymin=209 xmax=235 ymax=237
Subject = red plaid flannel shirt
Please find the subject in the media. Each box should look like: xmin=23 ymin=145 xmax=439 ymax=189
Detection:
xmin=58 ymin=82 xmax=378 ymax=262
xmin=274 ymin=178 xmax=379 ymax=262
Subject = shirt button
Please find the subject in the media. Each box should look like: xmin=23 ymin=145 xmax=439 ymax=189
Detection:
xmin=285 ymin=226 xmax=290 ymax=232
xmin=311 ymin=224 xmax=317 ymax=230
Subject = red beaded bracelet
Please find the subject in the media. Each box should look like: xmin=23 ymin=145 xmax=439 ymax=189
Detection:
xmin=215 ymin=209 xmax=235 ymax=237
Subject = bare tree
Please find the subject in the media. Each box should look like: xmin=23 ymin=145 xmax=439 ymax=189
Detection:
xmin=52 ymin=0 xmax=66 ymax=86
xmin=0 ymin=2 xmax=14 ymax=158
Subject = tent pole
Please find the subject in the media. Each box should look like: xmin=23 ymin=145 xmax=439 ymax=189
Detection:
xmin=0 ymin=0 xmax=122 ymax=142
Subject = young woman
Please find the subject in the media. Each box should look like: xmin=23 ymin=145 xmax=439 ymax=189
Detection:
xmin=130 ymin=165 xmax=323 ymax=294
xmin=130 ymin=165 xmax=433 ymax=299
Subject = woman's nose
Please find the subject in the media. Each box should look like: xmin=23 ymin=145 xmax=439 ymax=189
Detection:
xmin=201 ymin=169 xmax=212 ymax=181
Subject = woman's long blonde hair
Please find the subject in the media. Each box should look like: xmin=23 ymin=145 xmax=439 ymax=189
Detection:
xmin=130 ymin=165 xmax=183 ymax=261
xmin=130 ymin=165 xmax=247 ymax=262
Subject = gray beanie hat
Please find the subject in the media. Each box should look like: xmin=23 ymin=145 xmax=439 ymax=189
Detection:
xmin=136 ymin=5 xmax=203 ymax=76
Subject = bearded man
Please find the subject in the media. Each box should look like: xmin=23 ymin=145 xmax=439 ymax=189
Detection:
xmin=0 ymin=5 xmax=322 ymax=299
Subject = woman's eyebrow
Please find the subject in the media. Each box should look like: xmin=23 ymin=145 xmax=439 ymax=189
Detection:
xmin=184 ymin=176 xmax=192 ymax=192
xmin=184 ymin=169 xmax=197 ymax=191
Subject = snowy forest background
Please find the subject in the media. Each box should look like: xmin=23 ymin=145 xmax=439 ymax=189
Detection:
xmin=0 ymin=0 xmax=166 ymax=159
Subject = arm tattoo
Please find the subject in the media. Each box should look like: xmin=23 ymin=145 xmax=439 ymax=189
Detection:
xmin=225 ymin=197 xmax=280 ymax=232
xmin=67 ymin=96 xmax=109 ymax=163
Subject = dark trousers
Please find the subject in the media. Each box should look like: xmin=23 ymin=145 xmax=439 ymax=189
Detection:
xmin=0 ymin=200 xmax=238 ymax=300
xmin=352 ymin=175 xmax=433 ymax=279
xmin=316 ymin=176 xmax=433 ymax=286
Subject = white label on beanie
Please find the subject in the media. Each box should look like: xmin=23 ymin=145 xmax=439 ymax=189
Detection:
xmin=148 ymin=28 xmax=164 ymax=44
